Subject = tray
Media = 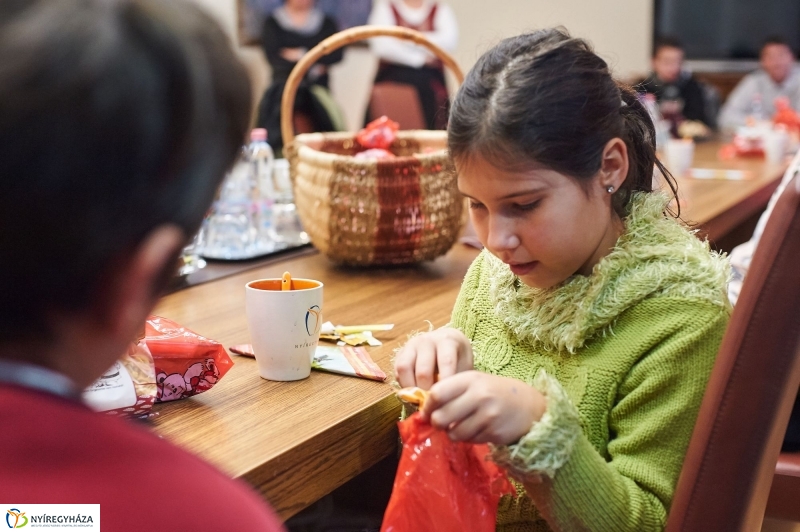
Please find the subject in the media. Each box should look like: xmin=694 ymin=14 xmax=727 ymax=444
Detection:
xmin=199 ymin=234 xmax=310 ymax=261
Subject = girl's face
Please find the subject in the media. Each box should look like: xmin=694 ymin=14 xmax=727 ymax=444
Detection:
xmin=457 ymin=150 xmax=625 ymax=289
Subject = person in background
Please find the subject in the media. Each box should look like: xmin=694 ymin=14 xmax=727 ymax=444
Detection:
xmin=395 ymin=28 xmax=730 ymax=531
xmin=719 ymin=36 xmax=800 ymax=131
xmin=367 ymin=0 xmax=458 ymax=130
xmin=263 ymin=0 xmax=341 ymax=89
xmin=0 ymin=1 xmax=283 ymax=529
xmin=258 ymin=0 xmax=345 ymax=154
xmin=640 ymin=36 xmax=713 ymax=132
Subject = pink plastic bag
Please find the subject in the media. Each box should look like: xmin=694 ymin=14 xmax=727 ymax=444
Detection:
xmin=144 ymin=316 xmax=234 ymax=403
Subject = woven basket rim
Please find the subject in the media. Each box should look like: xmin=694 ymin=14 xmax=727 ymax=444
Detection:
xmin=290 ymin=130 xmax=450 ymax=165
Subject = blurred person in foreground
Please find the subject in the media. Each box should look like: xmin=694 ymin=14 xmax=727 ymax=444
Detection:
xmin=0 ymin=1 xmax=284 ymax=529
xmin=639 ymin=36 xmax=713 ymax=134
xmin=719 ymin=36 xmax=800 ymax=130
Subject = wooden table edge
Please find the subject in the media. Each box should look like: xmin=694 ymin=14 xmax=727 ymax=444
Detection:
xmin=699 ymin=177 xmax=783 ymax=242
xmin=242 ymin=393 xmax=403 ymax=520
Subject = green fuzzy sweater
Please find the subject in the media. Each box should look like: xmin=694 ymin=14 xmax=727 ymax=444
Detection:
xmin=448 ymin=193 xmax=731 ymax=532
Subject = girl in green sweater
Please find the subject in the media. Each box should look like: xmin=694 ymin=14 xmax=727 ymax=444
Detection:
xmin=394 ymin=28 xmax=731 ymax=531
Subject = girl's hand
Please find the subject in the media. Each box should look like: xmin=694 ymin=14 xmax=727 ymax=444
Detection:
xmin=423 ymin=371 xmax=547 ymax=445
xmin=395 ymin=327 xmax=474 ymax=390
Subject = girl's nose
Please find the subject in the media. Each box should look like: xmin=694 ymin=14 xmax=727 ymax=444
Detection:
xmin=486 ymin=216 xmax=520 ymax=253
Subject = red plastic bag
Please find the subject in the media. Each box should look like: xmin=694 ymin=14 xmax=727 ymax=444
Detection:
xmin=381 ymin=412 xmax=515 ymax=532
xmin=144 ymin=316 xmax=234 ymax=403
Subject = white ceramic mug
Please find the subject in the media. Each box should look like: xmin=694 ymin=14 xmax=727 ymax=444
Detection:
xmin=245 ymin=278 xmax=323 ymax=381
xmin=763 ymin=129 xmax=789 ymax=165
xmin=665 ymin=138 xmax=695 ymax=177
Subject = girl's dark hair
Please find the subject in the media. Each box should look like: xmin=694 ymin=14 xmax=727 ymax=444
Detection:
xmin=448 ymin=28 xmax=678 ymax=217
xmin=0 ymin=0 xmax=252 ymax=341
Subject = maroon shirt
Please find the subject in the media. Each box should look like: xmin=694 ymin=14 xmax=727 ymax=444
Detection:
xmin=0 ymin=385 xmax=285 ymax=531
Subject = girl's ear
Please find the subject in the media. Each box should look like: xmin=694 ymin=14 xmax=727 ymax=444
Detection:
xmin=598 ymin=138 xmax=629 ymax=193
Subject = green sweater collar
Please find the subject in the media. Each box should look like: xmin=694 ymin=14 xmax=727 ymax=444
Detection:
xmin=486 ymin=192 xmax=730 ymax=353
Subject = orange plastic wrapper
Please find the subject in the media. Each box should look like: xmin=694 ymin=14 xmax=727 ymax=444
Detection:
xmin=144 ymin=316 xmax=234 ymax=403
xmin=356 ymin=116 xmax=400 ymax=150
xmin=381 ymin=412 xmax=515 ymax=532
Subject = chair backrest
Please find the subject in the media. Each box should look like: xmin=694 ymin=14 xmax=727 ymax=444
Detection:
xmin=369 ymin=82 xmax=426 ymax=130
xmin=293 ymin=112 xmax=315 ymax=136
xmin=666 ymin=167 xmax=800 ymax=531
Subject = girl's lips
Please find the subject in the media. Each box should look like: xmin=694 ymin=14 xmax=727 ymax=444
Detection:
xmin=508 ymin=261 xmax=538 ymax=276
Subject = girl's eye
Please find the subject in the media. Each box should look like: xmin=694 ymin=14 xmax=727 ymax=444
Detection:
xmin=469 ymin=201 xmax=485 ymax=210
xmin=514 ymin=200 xmax=540 ymax=212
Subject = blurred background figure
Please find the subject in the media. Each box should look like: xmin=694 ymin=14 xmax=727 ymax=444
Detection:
xmin=257 ymin=0 xmax=346 ymax=155
xmin=719 ymin=36 xmax=800 ymax=131
xmin=639 ymin=36 xmax=716 ymax=135
xmin=366 ymin=0 xmax=458 ymax=130
xmin=242 ymin=0 xmax=372 ymax=44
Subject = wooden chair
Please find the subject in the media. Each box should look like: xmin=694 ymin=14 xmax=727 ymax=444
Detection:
xmin=766 ymin=452 xmax=800 ymax=521
xmin=368 ymin=82 xmax=426 ymax=130
xmin=666 ymin=170 xmax=800 ymax=531
xmin=293 ymin=112 xmax=315 ymax=136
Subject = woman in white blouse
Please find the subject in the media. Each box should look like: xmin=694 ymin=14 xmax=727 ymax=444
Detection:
xmin=367 ymin=0 xmax=458 ymax=129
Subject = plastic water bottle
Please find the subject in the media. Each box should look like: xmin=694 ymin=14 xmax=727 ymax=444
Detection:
xmin=749 ymin=93 xmax=764 ymax=122
xmin=269 ymin=158 xmax=308 ymax=245
xmin=641 ymin=93 xmax=660 ymax=124
xmin=203 ymin=149 xmax=260 ymax=259
xmin=641 ymin=93 xmax=670 ymax=151
xmin=247 ymin=128 xmax=275 ymax=242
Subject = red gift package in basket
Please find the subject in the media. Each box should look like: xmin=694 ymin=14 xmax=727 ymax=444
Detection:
xmin=356 ymin=115 xmax=399 ymax=150
xmin=381 ymin=389 xmax=515 ymax=532
xmin=145 ymin=316 xmax=234 ymax=403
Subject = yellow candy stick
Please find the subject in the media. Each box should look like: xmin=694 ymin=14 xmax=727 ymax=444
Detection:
xmin=334 ymin=324 xmax=394 ymax=335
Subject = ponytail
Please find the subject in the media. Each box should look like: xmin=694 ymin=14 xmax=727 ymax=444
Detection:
xmin=617 ymin=84 xmax=680 ymax=217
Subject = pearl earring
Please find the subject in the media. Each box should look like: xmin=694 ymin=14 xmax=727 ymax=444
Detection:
xmin=606 ymin=186 xmax=615 ymax=193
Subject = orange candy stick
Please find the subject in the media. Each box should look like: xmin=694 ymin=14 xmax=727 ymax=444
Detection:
xmin=397 ymin=387 xmax=429 ymax=409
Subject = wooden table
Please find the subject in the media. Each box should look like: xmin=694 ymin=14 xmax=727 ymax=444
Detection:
xmin=152 ymin=246 xmax=479 ymax=519
xmin=151 ymin=141 xmax=787 ymax=520
xmin=669 ymin=141 xmax=787 ymax=242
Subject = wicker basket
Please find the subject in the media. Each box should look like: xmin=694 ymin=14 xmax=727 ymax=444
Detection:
xmin=281 ymin=26 xmax=466 ymax=266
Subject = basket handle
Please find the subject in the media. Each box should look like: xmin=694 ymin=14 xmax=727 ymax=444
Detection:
xmin=280 ymin=25 xmax=465 ymax=146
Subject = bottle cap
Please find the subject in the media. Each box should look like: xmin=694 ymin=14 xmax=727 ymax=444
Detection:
xmin=250 ymin=128 xmax=267 ymax=142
